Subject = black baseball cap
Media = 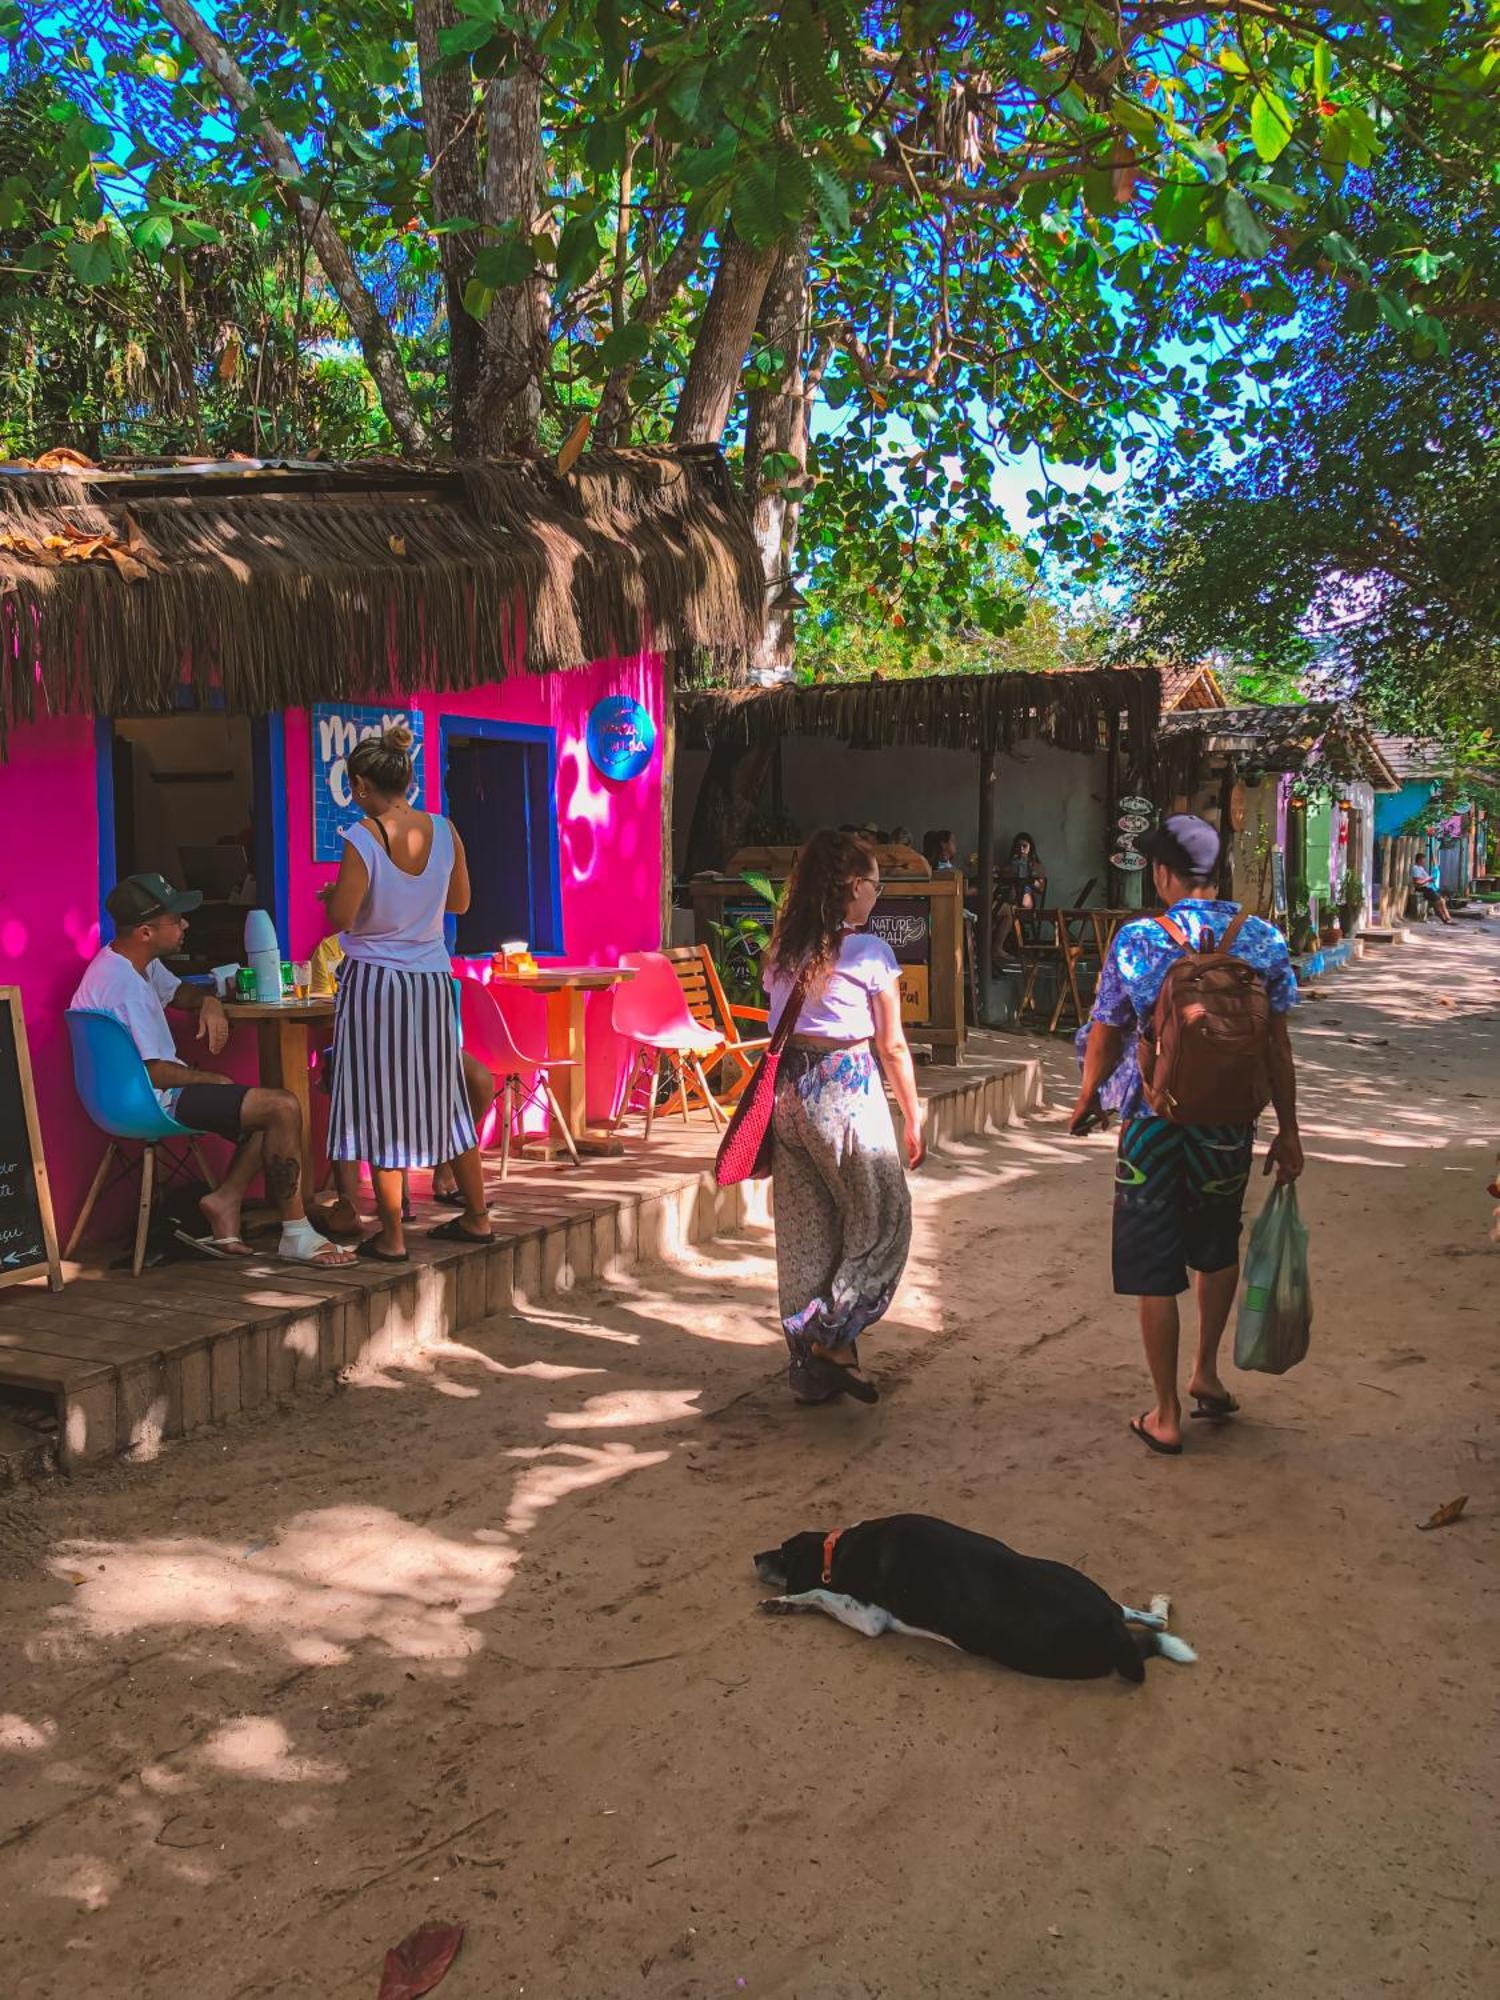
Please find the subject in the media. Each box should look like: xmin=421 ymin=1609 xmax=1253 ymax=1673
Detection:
xmin=1138 ymin=813 xmax=1221 ymax=882
xmin=105 ymin=872 xmax=203 ymax=925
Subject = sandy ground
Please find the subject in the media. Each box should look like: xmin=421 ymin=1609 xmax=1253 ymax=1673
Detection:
xmin=1 ymin=917 xmax=1497 ymax=2000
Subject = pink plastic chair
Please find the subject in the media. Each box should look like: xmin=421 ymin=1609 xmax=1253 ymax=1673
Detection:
xmin=610 ymin=950 xmax=728 ymax=1137
xmin=458 ymin=976 xmax=581 ymax=1175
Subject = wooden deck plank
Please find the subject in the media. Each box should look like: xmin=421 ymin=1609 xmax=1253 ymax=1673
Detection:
xmin=0 ymin=1337 xmax=114 ymax=1390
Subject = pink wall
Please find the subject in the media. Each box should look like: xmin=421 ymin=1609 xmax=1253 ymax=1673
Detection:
xmin=3 ymin=654 xmax=665 ymax=1244
xmin=282 ymin=652 xmax=665 ymax=1121
xmin=0 ymin=713 xmax=108 ymax=1232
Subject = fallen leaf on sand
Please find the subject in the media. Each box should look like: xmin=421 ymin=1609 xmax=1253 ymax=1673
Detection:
xmin=378 ymin=1922 xmax=464 ymax=1999
xmin=1434 ymin=995 xmax=1456 ymax=1008
xmin=1416 ymin=1496 xmax=1468 ymax=1532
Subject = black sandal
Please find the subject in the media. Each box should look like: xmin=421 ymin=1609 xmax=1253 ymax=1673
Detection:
xmin=355 ymin=1234 xmax=408 ymax=1264
xmin=427 ymin=1216 xmax=494 ymax=1245
xmin=1130 ymin=1412 xmax=1183 ymax=1456
xmin=1190 ymin=1392 xmax=1240 ymax=1421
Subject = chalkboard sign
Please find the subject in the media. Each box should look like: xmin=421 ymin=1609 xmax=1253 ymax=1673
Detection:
xmin=0 ymin=990 xmax=63 ymax=1292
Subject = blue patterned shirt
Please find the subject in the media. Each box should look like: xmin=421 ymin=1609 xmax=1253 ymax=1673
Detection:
xmin=1082 ymin=899 xmax=1297 ymax=1120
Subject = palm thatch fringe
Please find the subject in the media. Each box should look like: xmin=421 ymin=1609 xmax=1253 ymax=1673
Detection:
xmin=676 ymin=667 xmax=1161 ymax=765
xmin=0 ymin=448 xmax=763 ymax=750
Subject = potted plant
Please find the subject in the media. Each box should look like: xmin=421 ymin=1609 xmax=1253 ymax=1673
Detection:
xmin=1289 ymin=896 xmax=1316 ymax=954
xmin=1338 ymin=867 xmax=1364 ymax=936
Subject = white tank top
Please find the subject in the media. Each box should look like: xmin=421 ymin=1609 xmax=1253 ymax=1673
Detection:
xmin=339 ymin=815 xmax=455 ymax=973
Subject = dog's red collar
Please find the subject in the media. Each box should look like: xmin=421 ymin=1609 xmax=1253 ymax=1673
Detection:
xmin=820 ymin=1528 xmax=844 ymax=1585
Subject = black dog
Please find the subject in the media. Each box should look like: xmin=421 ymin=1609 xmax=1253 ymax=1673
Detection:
xmin=754 ymin=1513 xmax=1195 ymax=1684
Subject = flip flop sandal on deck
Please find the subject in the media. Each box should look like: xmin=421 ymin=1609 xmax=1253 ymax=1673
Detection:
xmin=1190 ymin=1393 xmax=1241 ymax=1421
xmin=427 ymin=1217 xmax=494 ymax=1245
xmin=1131 ymin=1413 xmax=1183 ymax=1456
xmin=174 ymin=1230 xmax=254 ymax=1260
xmin=355 ymin=1235 xmax=409 ymax=1264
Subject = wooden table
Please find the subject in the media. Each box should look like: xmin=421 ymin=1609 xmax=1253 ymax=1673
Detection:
xmin=1009 ymin=909 xmax=1142 ymax=1035
xmin=487 ymin=967 xmax=636 ymax=1158
xmin=219 ymin=996 xmax=336 ymax=1190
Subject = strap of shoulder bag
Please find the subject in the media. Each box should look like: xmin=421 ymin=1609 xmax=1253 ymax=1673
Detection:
xmin=769 ymin=962 xmax=812 ymax=1053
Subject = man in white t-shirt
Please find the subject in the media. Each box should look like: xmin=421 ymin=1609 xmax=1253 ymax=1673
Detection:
xmin=71 ymin=874 xmax=351 ymax=1267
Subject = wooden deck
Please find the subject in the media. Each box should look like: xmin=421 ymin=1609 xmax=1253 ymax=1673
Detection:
xmin=0 ymin=1043 xmax=1043 ymax=1485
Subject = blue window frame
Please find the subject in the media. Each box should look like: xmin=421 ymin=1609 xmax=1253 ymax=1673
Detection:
xmin=94 ymin=709 xmax=289 ymax=951
xmin=439 ymin=715 xmax=565 ymax=958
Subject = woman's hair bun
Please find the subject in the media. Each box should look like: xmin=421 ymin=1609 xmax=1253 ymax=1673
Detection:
xmin=382 ymin=721 xmax=416 ymax=754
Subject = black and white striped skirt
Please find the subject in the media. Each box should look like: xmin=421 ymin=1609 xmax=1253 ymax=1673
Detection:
xmin=327 ymin=960 xmax=478 ymax=1170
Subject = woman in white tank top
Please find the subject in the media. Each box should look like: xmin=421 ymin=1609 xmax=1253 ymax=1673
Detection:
xmin=322 ymin=725 xmax=493 ymax=1260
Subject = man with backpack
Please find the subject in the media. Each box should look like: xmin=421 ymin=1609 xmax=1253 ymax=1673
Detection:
xmin=1070 ymin=814 xmax=1304 ymax=1455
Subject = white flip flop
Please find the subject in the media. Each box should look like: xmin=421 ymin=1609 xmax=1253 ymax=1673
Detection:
xmin=174 ymin=1229 xmax=254 ymax=1260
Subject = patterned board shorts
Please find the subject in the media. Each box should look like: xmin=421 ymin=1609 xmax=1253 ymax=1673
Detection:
xmin=1112 ymin=1116 xmax=1255 ymax=1298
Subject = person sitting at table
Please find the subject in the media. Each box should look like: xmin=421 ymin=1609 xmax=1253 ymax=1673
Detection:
xmin=999 ymin=831 xmax=1047 ymax=913
xmin=923 ymin=828 xmax=958 ymax=874
xmin=306 ymin=930 xmax=497 ymax=1231
xmin=320 ymin=723 xmax=494 ymax=1261
xmin=70 ymin=873 xmax=353 ymax=1267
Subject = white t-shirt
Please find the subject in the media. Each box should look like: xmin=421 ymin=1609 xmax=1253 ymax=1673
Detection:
xmin=71 ymin=948 xmax=187 ymax=1108
xmin=764 ymin=931 xmax=902 ymax=1040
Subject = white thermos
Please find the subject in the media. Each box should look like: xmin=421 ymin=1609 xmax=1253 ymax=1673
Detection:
xmin=243 ymin=909 xmax=282 ymax=1003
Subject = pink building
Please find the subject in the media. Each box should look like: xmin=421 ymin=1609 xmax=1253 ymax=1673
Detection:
xmin=0 ymin=452 xmax=760 ymax=1236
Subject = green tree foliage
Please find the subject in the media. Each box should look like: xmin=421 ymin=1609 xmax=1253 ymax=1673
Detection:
xmin=2 ymin=2 xmax=1496 ymax=673
xmin=0 ymin=69 xmax=403 ymax=457
xmin=1113 ymin=168 xmax=1500 ymax=738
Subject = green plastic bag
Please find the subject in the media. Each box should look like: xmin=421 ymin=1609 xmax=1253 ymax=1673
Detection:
xmin=1234 ymin=1184 xmax=1312 ymax=1375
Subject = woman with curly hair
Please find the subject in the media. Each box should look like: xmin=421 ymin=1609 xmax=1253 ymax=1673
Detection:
xmin=763 ymin=829 xmax=925 ymax=1406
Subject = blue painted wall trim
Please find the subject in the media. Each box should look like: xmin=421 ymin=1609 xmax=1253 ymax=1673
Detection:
xmin=437 ymin=714 xmax=565 ymax=957
xmin=251 ymin=715 xmax=291 ymax=952
xmin=93 ymin=716 xmax=117 ymax=943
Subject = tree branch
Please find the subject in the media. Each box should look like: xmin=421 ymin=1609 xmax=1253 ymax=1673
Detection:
xmin=155 ymin=0 xmax=429 ymax=455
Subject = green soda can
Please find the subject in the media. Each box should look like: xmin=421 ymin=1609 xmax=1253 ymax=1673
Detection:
xmin=235 ymin=966 xmax=256 ymax=1000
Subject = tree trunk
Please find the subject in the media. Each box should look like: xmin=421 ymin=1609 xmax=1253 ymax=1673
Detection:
xmin=156 ymin=0 xmax=429 ymax=456
xmin=594 ymin=218 xmax=708 ymax=445
xmin=670 ymin=229 xmax=776 ymax=445
xmin=476 ymin=1 xmax=549 ymax=452
xmin=414 ymin=0 xmax=484 ymax=456
xmin=684 ymin=734 xmax=778 ymax=878
xmin=742 ymin=226 xmax=812 ymax=676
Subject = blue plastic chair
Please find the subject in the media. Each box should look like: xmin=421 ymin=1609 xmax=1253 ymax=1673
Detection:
xmin=64 ymin=1008 xmax=217 ymax=1276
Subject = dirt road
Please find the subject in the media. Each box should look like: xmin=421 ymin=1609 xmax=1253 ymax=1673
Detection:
xmin=2 ymin=920 xmax=1496 ymax=2000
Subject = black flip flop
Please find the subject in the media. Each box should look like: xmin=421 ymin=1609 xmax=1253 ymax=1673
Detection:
xmin=427 ymin=1216 xmax=494 ymax=1245
xmin=355 ymin=1235 xmax=409 ymax=1264
xmin=1190 ymin=1392 xmax=1240 ymax=1422
xmin=1130 ymin=1413 xmax=1183 ymax=1456
xmin=429 ymin=1189 xmax=466 ymax=1208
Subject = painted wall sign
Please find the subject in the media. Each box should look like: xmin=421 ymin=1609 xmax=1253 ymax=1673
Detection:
xmin=1119 ymin=794 xmax=1154 ymax=814
xmin=1109 ymin=848 xmax=1147 ymax=871
xmin=1117 ymin=813 xmax=1152 ymax=836
xmin=311 ymin=704 xmax=424 ymax=862
xmin=586 ymin=696 xmax=656 ymax=781
xmin=867 ymin=900 xmax=932 ymax=1025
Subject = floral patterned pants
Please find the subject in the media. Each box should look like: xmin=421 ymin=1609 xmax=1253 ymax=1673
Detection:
xmin=772 ymin=1047 xmax=912 ymax=1363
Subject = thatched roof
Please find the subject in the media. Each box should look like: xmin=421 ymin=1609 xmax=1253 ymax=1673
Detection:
xmin=1158 ymin=703 xmax=1400 ymax=791
xmin=0 ymin=447 xmax=763 ymax=746
xmin=676 ymin=666 xmax=1160 ymax=759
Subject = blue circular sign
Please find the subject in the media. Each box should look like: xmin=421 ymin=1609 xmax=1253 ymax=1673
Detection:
xmin=586 ymin=696 xmax=657 ymax=781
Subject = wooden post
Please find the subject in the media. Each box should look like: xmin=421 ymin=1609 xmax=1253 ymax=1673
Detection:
xmin=977 ymin=744 xmax=997 ymax=1026
xmin=659 ymin=653 xmax=677 ymax=947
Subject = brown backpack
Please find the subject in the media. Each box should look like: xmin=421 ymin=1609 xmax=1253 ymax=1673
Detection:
xmin=1138 ymin=911 xmax=1273 ymax=1125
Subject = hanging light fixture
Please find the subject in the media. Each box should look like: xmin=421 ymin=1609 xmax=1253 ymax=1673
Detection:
xmin=768 ymin=575 xmax=808 ymax=613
